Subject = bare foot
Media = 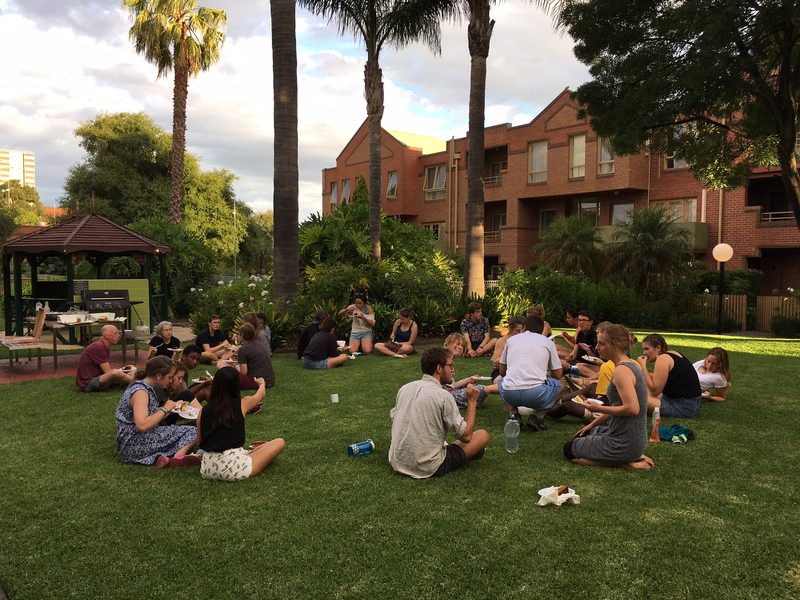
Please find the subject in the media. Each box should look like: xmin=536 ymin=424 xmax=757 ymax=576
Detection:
xmin=640 ymin=454 xmax=655 ymax=467
xmin=625 ymin=458 xmax=654 ymax=469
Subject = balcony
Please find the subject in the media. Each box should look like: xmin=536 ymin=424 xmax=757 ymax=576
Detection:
xmin=597 ymin=221 xmax=709 ymax=250
xmin=484 ymin=230 xmax=501 ymax=243
xmin=761 ymin=210 xmax=794 ymax=224
xmin=482 ymin=175 xmax=502 ymax=187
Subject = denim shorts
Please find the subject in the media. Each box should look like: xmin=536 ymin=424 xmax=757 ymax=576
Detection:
xmin=303 ymin=356 xmax=329 ymax=370
xmin=349 ymin=330 xmax=372 ymax=342
xmin=660 ymin=394 xmax=701 ymax=418
xmin=499 ymin=377 xmax=562 ymax=411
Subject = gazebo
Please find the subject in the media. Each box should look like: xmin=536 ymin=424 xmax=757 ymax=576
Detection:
xmin=2 ymin=213 xmax=170 ymax=336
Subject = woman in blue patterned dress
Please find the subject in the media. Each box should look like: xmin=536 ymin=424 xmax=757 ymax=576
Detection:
xmin=116 ymin=356 xmax=200 ymax=468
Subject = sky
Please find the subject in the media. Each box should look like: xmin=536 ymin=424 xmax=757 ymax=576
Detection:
xmin=0 ymin=0 xmax=590 ymax=221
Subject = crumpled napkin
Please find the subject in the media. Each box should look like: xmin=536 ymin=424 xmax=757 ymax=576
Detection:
xmin=537 ymin=487 xmax=581 ymax=507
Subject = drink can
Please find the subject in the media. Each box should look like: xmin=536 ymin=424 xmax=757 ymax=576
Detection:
xmin=347 ymin=439 xmax=375 ymax=457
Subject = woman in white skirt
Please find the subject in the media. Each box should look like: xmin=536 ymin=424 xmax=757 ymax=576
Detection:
xmin=196 ymin=367 xmax=284 ymax=481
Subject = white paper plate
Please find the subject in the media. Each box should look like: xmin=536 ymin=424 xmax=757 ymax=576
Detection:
xmin=191 ymin=378 xmax=212 ymax=385
xmin=172 ymin=405 xmax=199 ymax=419
xmin=538 ymin=486 xmax=575 ymax=496
xmin=474 ymin=376 xmax=492 ymax=381
xmin=585 ymin=398 xmax=604 ymax=405
xmin=581 ymin=355 xmax=603 ymax=364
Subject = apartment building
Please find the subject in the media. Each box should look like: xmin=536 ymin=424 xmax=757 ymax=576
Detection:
xmin=0 ymin=149 xmax=36 ymax=189
xmin=321 ymin=89 xmax=800 ymax=292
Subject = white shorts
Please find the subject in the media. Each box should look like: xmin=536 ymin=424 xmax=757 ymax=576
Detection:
xmin=200 ymin=447 xmax=253 ymax=481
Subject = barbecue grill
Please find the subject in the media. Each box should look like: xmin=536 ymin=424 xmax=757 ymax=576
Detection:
xmin=82 ymin=289 xmax=131 ymax=311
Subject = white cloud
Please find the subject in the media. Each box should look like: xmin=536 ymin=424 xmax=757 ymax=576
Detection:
xmin=1 ymin=1 xmax=589 ymax=221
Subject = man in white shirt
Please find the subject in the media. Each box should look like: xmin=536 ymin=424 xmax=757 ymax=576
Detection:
xmin=389 ymin=347 xmax=490 ymax=479
xmin=499 ymin=314 xmax=563 ymax=429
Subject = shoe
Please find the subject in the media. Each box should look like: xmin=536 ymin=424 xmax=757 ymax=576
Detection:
xmin=247 ymin=402 xmax=263 ymax=415
xmin=169 ymin=454 xmax=202 ymax=467
xmin=509 ymin=410 xmax=521 ymax=421
xmin=527 ymin=414 xmax=547 ymax=432
xmin=154 ymin=454 xmax=169 ymax=469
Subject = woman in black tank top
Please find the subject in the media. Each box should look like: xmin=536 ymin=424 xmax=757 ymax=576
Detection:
xmin=637 ymin=334 xmax=702 ymax=418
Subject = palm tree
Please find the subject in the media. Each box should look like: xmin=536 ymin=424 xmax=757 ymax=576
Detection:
xmin=270 ymin=0 xmax=300 ymax=299
xmin=299 ymin=0 xmax=458 ymax=260
xmin=533 ymin=214 xmax=602 ymax=279
xmin=605 ymin=204 xmax=692 ymax=298
xmin=124 ymin=0 xmax=227 ymax=224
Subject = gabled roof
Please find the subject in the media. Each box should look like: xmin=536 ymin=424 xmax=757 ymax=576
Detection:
xmin=2 ymin=213 xmax=171 ymax=255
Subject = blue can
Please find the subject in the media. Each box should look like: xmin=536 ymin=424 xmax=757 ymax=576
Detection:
xmin=347 ymin=439 xmax=375 ymax=456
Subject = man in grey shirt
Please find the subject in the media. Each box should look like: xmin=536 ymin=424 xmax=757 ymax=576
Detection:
xmin=389 ymin=347 xmax=490 ymax=479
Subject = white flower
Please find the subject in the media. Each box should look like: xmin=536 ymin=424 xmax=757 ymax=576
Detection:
xmin=190 ymin=287 xmax=196 ymax=292
xmin=250 ymin=274 xmax=257 ymax=280
xmin=218 ymin=280 xmax=224 ymax=285
xmin=198 ymin=288 xmax=203 ymax=292
xmin=238 ymin=302 xmax=244 ymax=308
xmin=218 ymin=301 xmax=223 ymax=305
xmin=704 ymin=288 xmax=710 ymax=294
xmin=248 ymin=283 xmax=256 ymax=288
xmin=788 ymin=287 xmax=795 ymax=293
xmin=228 ymin=281 xmax=232 ymax=286
xmin=261 ymin=290 xmax=268 ymax=297
xmin=448 ymin=260 xmax=456 ymax=266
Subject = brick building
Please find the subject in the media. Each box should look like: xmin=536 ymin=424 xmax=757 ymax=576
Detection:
xmin=321 ymin=89 xmax=800 ymax=292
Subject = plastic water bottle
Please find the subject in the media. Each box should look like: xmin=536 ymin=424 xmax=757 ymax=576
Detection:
xmin=504 ymin=417 xmax=520 ymax=453
xmin=649 ymin=407 xmax=661 ymax=444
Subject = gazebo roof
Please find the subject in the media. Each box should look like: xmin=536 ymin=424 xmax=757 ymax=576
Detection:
xmin=2 ymin=213 xmax=171 ymax=256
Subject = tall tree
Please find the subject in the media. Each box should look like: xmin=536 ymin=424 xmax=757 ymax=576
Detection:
xmin=124 ymin=0 xmax=227 ymax=223
xmin=299 ymin=0 xmax=457 ymax=260
xmin=270 ymin=0 xmax=300 ymax=299
xmin=533 ymin=215 xmax=602 ymax=280
xmin=541 ymin=0 xmax=800 ymax=230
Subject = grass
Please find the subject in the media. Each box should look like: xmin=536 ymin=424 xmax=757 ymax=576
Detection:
xmin=1 ymin=333 xmax=799 ymax=599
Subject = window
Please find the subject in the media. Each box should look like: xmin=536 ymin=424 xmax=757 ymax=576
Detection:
xmin=598 ymin=138 xmax=615 ymax=174
xmin=528 ymin=141 xmax=547 ymax=183
xmin=386 ymin=171 xmax=398 ymax=198
xmin=664 ymin=153 xmax=688 ymax=170
xmin=422 ymin=222 xmax=446 ymax=240
xmin=540 ymin=209 xmax=556 ymax=231
xmin=569 ymin=135 xmax=586 ymax=178
xmin=658 ymin=198 xmax=697 ymax=222
xmin=490 ymin=213 xmax=507 ymax=231
xmin=489 ymin=264 xmax=505 ymax=279
xmin=423 ymin=165 xmax=446 ymax=201
xmin=612 ymin=203 xmax=633 ymax=224
xmin=341 ymin=179 xmax=351 ymax=203
xmin=579 ymin=199 xmax=599 ymax=225
xmin=329 ymin=182 xmax=338 ymax=205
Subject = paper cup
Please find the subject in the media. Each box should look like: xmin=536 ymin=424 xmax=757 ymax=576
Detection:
xmin=331 ymin=393 xmax=339 ymax=404
xmin=336 ymin=340 xmax=346 ymax=348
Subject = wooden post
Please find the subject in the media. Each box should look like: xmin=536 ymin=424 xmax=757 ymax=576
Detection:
xmin=3 ymin=254 xmax=13 ymax=336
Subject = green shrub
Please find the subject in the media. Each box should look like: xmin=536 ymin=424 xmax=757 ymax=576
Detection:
xmin=410 ymin=296 xmax=459 ymax=337
xmin=770 ymin=315 xmax=800 ymax=338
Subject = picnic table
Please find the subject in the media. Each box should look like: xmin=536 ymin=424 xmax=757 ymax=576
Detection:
xmin=45 ymin=318 xmax=130 ymax=369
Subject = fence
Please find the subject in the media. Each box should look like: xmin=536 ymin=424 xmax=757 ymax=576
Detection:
xmin=690 ymin=294 xmax=748 ymax=330
xmin=756 ymin=296 xmax=800 ymax=332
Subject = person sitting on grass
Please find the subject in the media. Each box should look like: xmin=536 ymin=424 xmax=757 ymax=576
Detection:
xmin=555 ymin=307 xmax=582 ymax=360
xmin=490 ymin=315 xmax=526 ymax=380
xmin=460 ymin=302 xmax=496 ymax=358
xmin=389 ymin=347 xmax=490 ymax=479
xmin=147 ymin=320 xmax=181 ymax=359
xmin=560 ymin=309 xmax=600 ymax=377
xmin=527 ymin=304 xmax=552 ymax=337
xmin=160 ymin=363 xmax=203 ymax=426
xmin=375 ymin=307 xmax=418 ymax=358
xmin=636 ymin=333 xmax=703 ymax=418
xmin=445 ymin=371 xmax=499 ymax=409
xmin=231 ymin=322 xmax=275 ymax=389
xmin=302 ymin=317 xmax=350 ymax=370
xmin=443 ymin=332 xmax=467 ymax=358
xmin=196 ymin=315 xmax=233 ymax=365
xmin=75 ymin=324 xmax=135 ymax=392
xmin=498 ymin=314 xmax=563 ymax=431
xmin=178 ymin=344 xmax=211 ymax=404
xmin=297 ymin=310 xmax=328 ymax=359
xmin=116 ymin=356 xmax=200 ymax=469
xmin=338 ymin=294 xmax=375 ymax=354
xmin=563 ymin=324 xmax=653 ymax=469
xmin=196 ymin=367 xmax=285 ymax=482
xmin=694 ymin=347 xmax=731 ymax=402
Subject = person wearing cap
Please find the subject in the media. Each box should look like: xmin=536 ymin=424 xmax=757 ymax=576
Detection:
xmin=297 ymin=310 xmax=328 ymax=359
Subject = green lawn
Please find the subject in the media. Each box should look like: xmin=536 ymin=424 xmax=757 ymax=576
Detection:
xmin=1 ymin=334 xmax=799 ymax=599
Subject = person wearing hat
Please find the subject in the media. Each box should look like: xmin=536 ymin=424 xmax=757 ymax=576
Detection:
xmin=297 ymin=310 xmax=329 ymax=359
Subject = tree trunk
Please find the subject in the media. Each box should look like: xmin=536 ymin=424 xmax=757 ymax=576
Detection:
xmin=464 ymin=0 xmax=493 ymax=297
xmin=365 ymin=55 xmax=384 ymax=261
xmin=170 ymin=54 xmax=189 ymax=224
xmin=270 ymin=0 xmax=300 ymax=300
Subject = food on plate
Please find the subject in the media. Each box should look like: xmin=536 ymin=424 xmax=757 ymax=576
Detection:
xmin=198 ymin=375 xmax=210 ymax=382
xmin=556 ymin=485 xmax=570 ymax=496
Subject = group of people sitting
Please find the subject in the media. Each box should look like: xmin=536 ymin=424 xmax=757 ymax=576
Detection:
xmin=73 ymin=290 xmax=731 ymax=482
xmin=388 ymin=304 xmax=732 ymax=478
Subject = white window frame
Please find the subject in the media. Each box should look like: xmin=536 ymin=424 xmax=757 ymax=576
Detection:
xmin=341 ymin=179 xmax=351 ymax=203
xmin=611 ymin=203 xmax=634 ymax=225
xmin=422 ymin=222 xmax=446 ymax=241
xmin=569 ymin=135 xmax=586 ymax=178
xmin=528 ymin=141 xmax=547 ymax=183
xmin=579 ymin=198 xmax=599 ymax=225
xmin=386 ymin=171 xmax=398 ymax=198
xmin=329 ymin=182 xmax=338 ymax=205
xmin=657 ymin=198 xmax=697 ymax=222
xmin=664 ymin=153 xmax=689 ymax=170
xmin=598 ymin=137 xmax=615 ymax=174
xmin=423 ymin=165 xmax=447 ymax=201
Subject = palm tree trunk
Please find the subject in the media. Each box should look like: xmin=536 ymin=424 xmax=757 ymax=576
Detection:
xmin=270 ymin=0 xmax=299 ymax=299
xmin=170 ymin=55 xmax=189 ymax=224
xmin=464 ymin=0 xmax=493 ymax=296
xmin=365 ymin=53 xmax=384 ymax=261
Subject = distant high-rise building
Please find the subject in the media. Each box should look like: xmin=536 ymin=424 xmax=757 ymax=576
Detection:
xmin=0 ymin=149 xmax=36 ymax=188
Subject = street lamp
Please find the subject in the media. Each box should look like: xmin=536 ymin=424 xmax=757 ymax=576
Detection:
xmin=712 ymin=243 xmax=734 ymax=334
